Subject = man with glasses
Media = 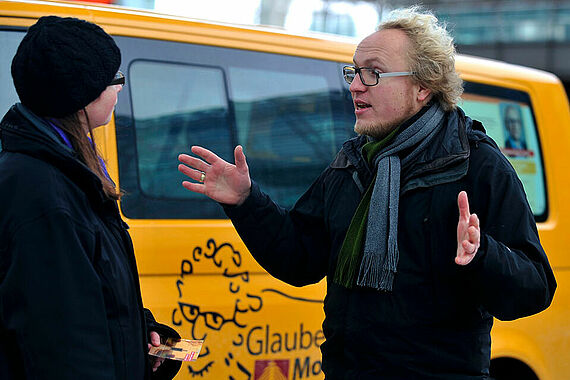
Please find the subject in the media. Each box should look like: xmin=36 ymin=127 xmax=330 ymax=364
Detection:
xmin=503 ymin=103 xmax=527 ymax=150
xmin=178 ymin=6 xmax=555 ymax=379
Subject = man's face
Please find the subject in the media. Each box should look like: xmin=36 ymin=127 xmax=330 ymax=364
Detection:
xmin=350 ymin=28 xmax=428 ymax=139
xmin=505 ymin=107 xmax=522 ymax=140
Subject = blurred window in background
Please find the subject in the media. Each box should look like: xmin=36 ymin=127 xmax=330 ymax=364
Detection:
xmin=229 ymin=66 xmax=346 ymax=207
xmin=129 ymin=60 xmax=232 ymax=200
xmin=437 ymin=2 xmax=570 ymax=45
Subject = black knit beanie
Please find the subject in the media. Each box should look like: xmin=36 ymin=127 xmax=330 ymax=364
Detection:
xmin=11 ymin=16 xmax=121 ymax=118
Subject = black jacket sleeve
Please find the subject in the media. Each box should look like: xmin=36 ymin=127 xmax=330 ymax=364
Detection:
xmin=464 ymin=144 xmax=556 ymax=320
xmin=144 ymin=309 xmax=182 ymax=380
xmin=223 ymin=176 xmax=331 ymax=287
xmin=0 ymin=210 xmax=117 ymax=380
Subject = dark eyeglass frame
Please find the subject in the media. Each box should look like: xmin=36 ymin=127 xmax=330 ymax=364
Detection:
xmin=109 ymin=71 xmax=125 ymax=86
xmin=343 ymin=65 xmax=415 ymax=86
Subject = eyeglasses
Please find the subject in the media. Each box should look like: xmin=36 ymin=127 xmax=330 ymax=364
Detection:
xmin=343 ymin=65 xmax=415 ymax=86
xmin=109 ymin=71 xmax=125 ymax=86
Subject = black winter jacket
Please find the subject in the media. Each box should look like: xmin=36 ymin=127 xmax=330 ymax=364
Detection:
xmin=225 ymin=108 xmax=556 ymax=379
xmin=0 ymin=104 xmax=181 ymax=380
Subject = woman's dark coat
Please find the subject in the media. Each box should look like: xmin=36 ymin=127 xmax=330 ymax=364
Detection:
xmin=224 ymin=107 xmax=556 ymax=379
xmin=0 ymin=104 xmax=181 ymax=380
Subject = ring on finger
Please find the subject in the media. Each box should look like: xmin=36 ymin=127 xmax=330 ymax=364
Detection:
xmin=199 ymin=172 xmax=206 ymax=183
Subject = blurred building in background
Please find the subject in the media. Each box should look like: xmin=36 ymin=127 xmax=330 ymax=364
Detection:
xmin=114 ymin=0 xmax=382 ymax=39
xmin=93 ymin=0 xmax=570 ymax=91
xmin=395 ymin=0 xmax=570 ymax=94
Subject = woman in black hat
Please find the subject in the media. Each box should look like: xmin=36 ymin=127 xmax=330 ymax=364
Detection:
xmin=0 ymin=16 xmax=181 ymax=380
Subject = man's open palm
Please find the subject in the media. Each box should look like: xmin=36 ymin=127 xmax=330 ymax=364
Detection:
xmin=178 ymin=145 xmax=251 ymax=206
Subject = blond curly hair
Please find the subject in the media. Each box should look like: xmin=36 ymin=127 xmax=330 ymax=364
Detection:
xmin=379 ymin=6 xmax=463 ymax=111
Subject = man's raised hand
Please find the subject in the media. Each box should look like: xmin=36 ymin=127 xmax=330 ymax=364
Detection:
xmin=178 ymin=145 xmax=251 ymax=206
xmin=456 ymin=191 xmax=480 ymax=265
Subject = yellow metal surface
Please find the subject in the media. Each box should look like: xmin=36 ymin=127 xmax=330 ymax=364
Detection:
xmin=2 ymin=1 xmax=569 ymax=379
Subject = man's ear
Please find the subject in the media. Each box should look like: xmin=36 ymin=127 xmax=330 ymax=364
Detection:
xmin=416 ymin=83 xmax=432 ymax=103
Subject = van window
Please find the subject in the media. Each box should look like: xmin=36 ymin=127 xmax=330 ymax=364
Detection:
xmin=115 ymin=36 xmax=355 ymax=219
xmin=129 ymin=60 xmax=232 ymax=200
xmin=229 ymin=67 xmax=341 ymax=206
xmin=461 ymin=82 xmax=547 ymax=221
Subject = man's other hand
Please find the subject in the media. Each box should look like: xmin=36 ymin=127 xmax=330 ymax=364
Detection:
xmin=456 ymin=191 xmax=480 ymax=265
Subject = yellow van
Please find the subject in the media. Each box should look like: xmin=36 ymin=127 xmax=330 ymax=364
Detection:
xmin=1 ymin=1 xmax=568 ymax=379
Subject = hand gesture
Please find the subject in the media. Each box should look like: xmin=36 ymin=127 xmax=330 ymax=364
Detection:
xmin=456 ymin=191 xmax=480 ymax=266
xmin=178 ymin=145 xmax=252 ymax=206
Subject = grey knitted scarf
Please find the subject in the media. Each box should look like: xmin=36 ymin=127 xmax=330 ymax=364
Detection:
xmin=357 ymin=102 xmax=445 ymax=290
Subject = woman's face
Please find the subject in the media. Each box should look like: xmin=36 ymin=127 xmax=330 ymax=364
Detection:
xmin=83 ymin=83 xmax=122 ymax=129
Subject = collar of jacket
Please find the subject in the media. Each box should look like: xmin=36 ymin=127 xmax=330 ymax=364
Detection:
xmin=331 ymin=106 xmax=473 ymax=194
xmin=0 ymin=103 xmax=113 ymax=211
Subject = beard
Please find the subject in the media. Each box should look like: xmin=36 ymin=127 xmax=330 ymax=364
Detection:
xmin=354 ymin=118 xmax=400 ymax=140
xmin=353 ymin=101 xmax=423 ymax=140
